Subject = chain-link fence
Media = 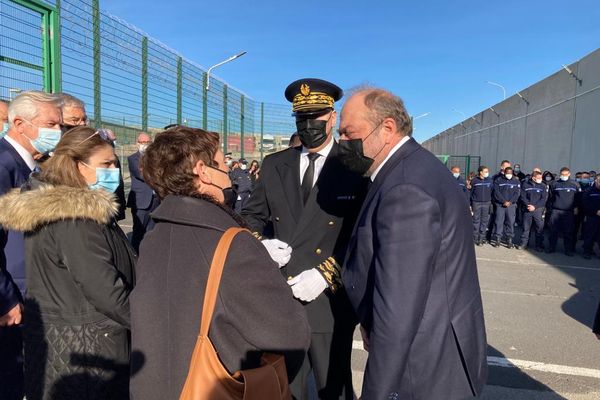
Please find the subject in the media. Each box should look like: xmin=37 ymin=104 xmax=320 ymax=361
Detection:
xmin=0 ymin=0 xmax=298 ymax=171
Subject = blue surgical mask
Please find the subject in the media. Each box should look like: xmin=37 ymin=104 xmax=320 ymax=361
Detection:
xmin=0 ymin=122 xmax=8 ymax=138
xmin=23 ymin=120 xmax=61 ymax=153
xmin=85 ymin=165 xmax=121 ymax=193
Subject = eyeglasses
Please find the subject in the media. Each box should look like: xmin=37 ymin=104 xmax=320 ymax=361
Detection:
xmin=77 ymin=129 xmax=116 ymax=146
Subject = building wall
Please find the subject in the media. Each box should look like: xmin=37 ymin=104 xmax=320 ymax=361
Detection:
xmin=422 ymin=48 xmax=600 ymax=174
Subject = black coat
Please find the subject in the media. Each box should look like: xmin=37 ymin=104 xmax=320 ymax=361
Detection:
xmin=129 ymin=195 xmax=310 ymax=400
xmin=241 ymin=142 xmax=367 ymax=332
xmin=126 ymin=151 xmax=156 ymax=210
xmin=0 ymin=179 xmax=136 ymax=400
xmin=343 ymin=138 xmax=488 ymax=399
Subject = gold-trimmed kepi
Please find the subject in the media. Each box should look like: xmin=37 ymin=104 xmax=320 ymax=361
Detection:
xmin=284 ymin=78 xmax=343 ymax=116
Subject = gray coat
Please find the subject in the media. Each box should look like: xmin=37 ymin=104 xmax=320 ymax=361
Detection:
xmin=129 ymin=195 xmax=310 ymax=400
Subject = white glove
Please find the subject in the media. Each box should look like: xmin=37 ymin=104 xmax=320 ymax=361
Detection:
xmin=261 ymin=239 xmax=292 ymax=268
xmin=288 ymin=268 xmax=328 ymax=302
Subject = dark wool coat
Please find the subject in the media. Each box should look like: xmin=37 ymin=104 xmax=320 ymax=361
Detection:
xmin=129 ymin=195 xmax=310 ymax=400
xmin=0 ymin=180 xmax=136 ymax=400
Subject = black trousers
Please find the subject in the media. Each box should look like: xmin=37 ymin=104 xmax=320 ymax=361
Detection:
xmin=290 ymin=327 xmax=354 ymax=400
xmin=130 ymin=196 xmax=160 ymax=252
xmin=548 ymin=209 xmax=575 ymax=252
xmin=472 ymin=202 xmax=491 ymax=241
xmin=493 ymin=204 xmax=516 ymax=240
xmin=520 ymin=208 xmax=545 ymax=248
xmin=0 ymin=326 xmax=23 ymax=400
xmin=583 ymin=215 xmax=600 ymax=254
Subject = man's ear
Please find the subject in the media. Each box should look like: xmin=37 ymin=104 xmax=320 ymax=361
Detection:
xmin=193 ymin=160 xmax=212 ymax=184
xmin=381 ymin=117 xmax=398 ymax=144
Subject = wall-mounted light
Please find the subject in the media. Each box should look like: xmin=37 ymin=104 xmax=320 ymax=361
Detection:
xmin=489 ymin=107 xmax=500 ymax=117
xmin=562 ymin=65 xmax=583 ymax=86
xmin=516 ymin=91 xmax=530 ymax=105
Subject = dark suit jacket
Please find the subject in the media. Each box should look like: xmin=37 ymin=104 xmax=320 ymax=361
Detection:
xmin=0 ymin=138 xmax=31 ymax=315
xmin=127 ymin=151 xmax=154 ymax=210
xmin=343 ymin=138 xmax=488 ymax=399
xmin=242 ymin=142 xmax=367 ymax=332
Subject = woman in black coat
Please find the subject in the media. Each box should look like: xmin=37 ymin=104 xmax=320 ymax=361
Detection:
xmin=0 ymin=127 xmax=136 ymax=400
xmin=129 ymin=126 xmax=310 ymax=400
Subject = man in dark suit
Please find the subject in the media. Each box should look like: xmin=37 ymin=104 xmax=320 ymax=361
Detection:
xmin=242 ymin=79 xmax=367 ymax=400
xmin=127 ymin=132 xmax=159 ymax=252
xmin=0 ymin=90 xmax=62 ymax=400
xmin=339 ymin=88 xmax=487 ymax=400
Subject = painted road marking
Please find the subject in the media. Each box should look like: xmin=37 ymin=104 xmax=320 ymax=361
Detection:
xmin=477 ymin=256 xmax=600 ymax=272
xmin=352 ymin=341 xmax=600 ymax=379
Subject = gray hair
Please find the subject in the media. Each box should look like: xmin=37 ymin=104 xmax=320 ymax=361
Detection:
xmin=0 ymin=99 xmax=8 ymax=107
xmin=353 ymin=87 xmax=413 ymax=137
xmin=7 ymin=91 xmax=63 ymax=127
xmin=59 ymin=93 xmax=86 ymax=110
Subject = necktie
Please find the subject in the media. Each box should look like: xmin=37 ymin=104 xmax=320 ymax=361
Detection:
xmin=301 ymin=153 xmax=320 ymax=204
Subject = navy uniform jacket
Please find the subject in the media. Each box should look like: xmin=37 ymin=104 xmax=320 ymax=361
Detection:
xmin=548 ymin=179 xmax=580 ymax=211
xmin=581 ymin=185 xmax=600 ymax=216
xmin=520 ymin=179 xmax=548 ymax=209
xmin=343 ymin=138 xmax=487 ymax=400
xmin=230 ymin=168 xmax=253 ymax=195
xmin=470 ymin=176 xmax=492 ymax=204
xmin=455 ymin=175 xmax=469 ymax=201
xmin=127 ymin=151 xmax=155 ymax=210
xmin=242 ymin=142 xmax=367 ymax=332
xmin=493 ymin=176 xmax=521 ymax=205
xmin=0 ymin=138 xmax=31 ymax=315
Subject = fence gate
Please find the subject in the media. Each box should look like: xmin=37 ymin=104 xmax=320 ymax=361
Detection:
xmin=0 ymin=0 xmax=60 ymax=99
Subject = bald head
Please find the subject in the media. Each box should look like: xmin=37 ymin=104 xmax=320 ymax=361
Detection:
xmin=137 ymin=133 xmax=151 ymax=143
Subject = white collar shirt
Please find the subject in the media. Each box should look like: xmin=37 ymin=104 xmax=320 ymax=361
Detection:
xmin=370 ymin=135 xmax=411 ymax=182
xmin=5 ymin=135 xmax=36 ymax=171
xmin=299 ymin=137 xmax=335 ymax=187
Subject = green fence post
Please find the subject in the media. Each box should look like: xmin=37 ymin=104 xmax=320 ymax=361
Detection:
xmin=202 ymin=72 xmax=208 ymax=130
xmin=92 ymin=0 xmax=101 ymax=127
xmin=466 ymin=155 xmax=471 ymax=175
xmin=240 ymin=95 xmax=245 ymax=159
xmin=50 ymin=0 xmax=62 ymax=92
xmin=141 ymin=36 xmax=148 ymax=131
xmin=260 ymin=102 xmax=264 ymax=162
xmin=176 ymin=56 xmax=182 ymax=125
xmin=223 ymin=84 xmax=228 ymax=154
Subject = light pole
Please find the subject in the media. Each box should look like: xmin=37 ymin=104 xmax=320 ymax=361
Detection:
xmin=203 ymin=51 xmax=247 ymax=130
xmin=485 ymin=80 xmax=506 ymax=100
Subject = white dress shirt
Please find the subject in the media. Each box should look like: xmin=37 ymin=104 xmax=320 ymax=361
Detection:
xmin=5 ymin=135 xmax=36 ymax=171
xmin=299 ymin=137 xmax=335 ymax=187
xmin=370 ymin=135 xmax=410 ymax=182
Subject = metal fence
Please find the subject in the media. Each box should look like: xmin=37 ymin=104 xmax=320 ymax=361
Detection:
xmin=0 ymin=0 xmax=297 ymax=168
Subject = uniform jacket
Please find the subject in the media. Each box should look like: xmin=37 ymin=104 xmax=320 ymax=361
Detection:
xmin=127 ymin=151 xmax=156 ymax=210
xmin=547 ymin=179 xmax=580 ymax=211
xmin=230 ymin=168 xmax=253 ymax=195
xmin=520 ymin=179 xmax=548 ymax=210
xmin=470 ymin=176 xmax=492 ymax=204
xmin=0 ymin=137 xmax=31 ymax=315
xmin=493 ymin=176 xmax=521 ymax=205
xmin=455 ymin=176 xmax=469 ymax=201
xmin=241 ymin=142 xmax=367 ymax=332
xmin=343 ymin=137 xmax=487 ymax=400
xmin=0 ymin=179 xmax=136 ymax=400
xmin=130 ymin=195 xmax=310 ymax=400
xmin=581 ymin=185 xmax=600 ymax=217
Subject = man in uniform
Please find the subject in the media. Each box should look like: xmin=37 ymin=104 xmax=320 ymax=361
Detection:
xmin=450 ymin=165 xmax=469 ymax=202
xmin=547 ymin=167 xmax=580 ymax=256
xmin=491 ymin=166 xmax=521 ymax=248
xmin=581 ymin=174 xmax=600 ymax=259
xmin=242 ymin=78 xmax=366 ymax=399
xmin=230 ymin=158 xmax=253 ymax=214
xmin=470 ymin=165 xmax=492 ymax=246
xmin=516 ymin=171 xmax=548 ymax=251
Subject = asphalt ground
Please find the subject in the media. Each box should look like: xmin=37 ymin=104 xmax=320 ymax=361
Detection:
xmin=120 ymin=216 xmax=600 ymax=399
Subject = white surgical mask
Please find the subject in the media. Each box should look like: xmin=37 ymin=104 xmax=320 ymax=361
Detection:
xmin=483 ymin=172 xmax=489 ymax=178
xmin=138 ymin=143 xmax=149 ymax=153
xmin=534 ymin=179 xmax=542 ymax=184
xmin=505 ymin=174 xmax=513 ymax=180
xmin=560 ymin=175 xmax=570 ymax=181
xmin=452 ymin=172 xmax=460 ymax=179
xmin=240 ymin=164 xmax=247 ymax=171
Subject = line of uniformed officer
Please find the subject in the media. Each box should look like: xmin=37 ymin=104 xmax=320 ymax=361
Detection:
xmin=546 ymin=167 xmax=581 ymax=256
xmin=491 ymin=166 xmax=521 ymax=248
xmin=515 ymin=170 xmax=547 ymax=251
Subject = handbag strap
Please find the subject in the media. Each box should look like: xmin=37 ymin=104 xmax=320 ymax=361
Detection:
xmin=200 ymin=227 xmax=247 ymax=337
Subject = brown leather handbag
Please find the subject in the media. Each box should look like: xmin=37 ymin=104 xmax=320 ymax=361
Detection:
xmin=179 ymin=227 xmax=292 ymax=400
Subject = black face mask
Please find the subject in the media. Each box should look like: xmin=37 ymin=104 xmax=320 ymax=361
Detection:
xmin=221 ymin=187 xmax=238 ymax=209
xmin=296 ymin=118 xmax=329 ymax=149
xmin=337 ymin=138 xmax=375 ymax=176
xmin=208 ymin=166 xmax=238 ymax=209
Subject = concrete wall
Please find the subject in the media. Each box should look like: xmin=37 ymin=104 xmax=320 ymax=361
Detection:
xmin=422 ymin=48 xmax=600 ymax=174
